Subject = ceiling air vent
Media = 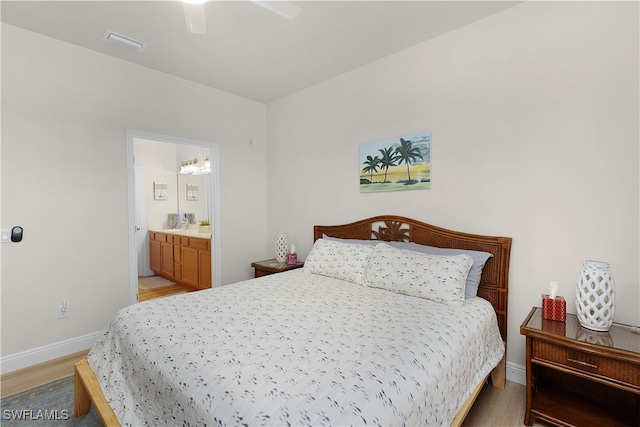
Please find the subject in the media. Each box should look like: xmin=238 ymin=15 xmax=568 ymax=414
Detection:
xmin=102 ymin=30 xmax=146 ymax=52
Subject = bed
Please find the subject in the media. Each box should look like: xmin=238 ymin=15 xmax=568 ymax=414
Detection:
xmin=75 ymin=215 xmax=511 ymax=426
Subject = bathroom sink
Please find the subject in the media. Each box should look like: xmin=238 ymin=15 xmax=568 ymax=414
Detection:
xmin=151 ymin=228 xmax=210 ymax=238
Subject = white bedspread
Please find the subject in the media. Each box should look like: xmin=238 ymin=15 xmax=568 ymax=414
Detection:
xmin=88 ymin=270 xmax=504 ymax=426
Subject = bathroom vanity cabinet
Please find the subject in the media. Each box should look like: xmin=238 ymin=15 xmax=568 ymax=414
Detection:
xmin=149 ymin=230 xmax=212 ymax=289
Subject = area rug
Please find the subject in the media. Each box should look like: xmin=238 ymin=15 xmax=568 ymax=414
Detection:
xmin=138 ymin=275 xmax=175 ymax=290
xmin=0 ymin=376 xmax=103 ymax=426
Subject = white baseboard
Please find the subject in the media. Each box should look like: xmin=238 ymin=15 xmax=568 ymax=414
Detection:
xmin=1 ymin=332 xmax=101 ymax=375
xmin=505 ymin=360 xmax=526 ymax=385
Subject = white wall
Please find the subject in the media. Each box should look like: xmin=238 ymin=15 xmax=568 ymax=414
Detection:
xmin=266 ymin=1 xmax=639 ymax=370
xmin=1 ymin=24 xmax=270 ymax=366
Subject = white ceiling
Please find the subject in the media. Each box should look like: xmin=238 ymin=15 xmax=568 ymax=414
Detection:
xmin=1 ymin=1 xmax=521 ymax=103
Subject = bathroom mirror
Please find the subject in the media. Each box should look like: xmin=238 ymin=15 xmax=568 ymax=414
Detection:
xmin=177 ymin=168 xmax=210 ymax=225
xmin=134 ymin=138 xmax=211 ymax=230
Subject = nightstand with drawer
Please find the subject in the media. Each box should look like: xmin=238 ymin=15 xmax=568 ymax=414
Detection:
xmin=251 ymin=258 xmax=304 ymax=278
xmin=520 ymin=307 xmax=640 ymax=426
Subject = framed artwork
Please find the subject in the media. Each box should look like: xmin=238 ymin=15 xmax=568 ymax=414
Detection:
xmin=360 ymin=131 xmax=431 ymax=193
xmin=153 ymin=181 xmax=168 ymax=200
xmin=186 ymin=183 xmax=199 ymax=201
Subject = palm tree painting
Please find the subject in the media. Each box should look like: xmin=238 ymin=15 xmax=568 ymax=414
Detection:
xmin=361 ymin=155 xmax=381 ymax=183
xmin=359 ymin=132 xmax=431 ymax=193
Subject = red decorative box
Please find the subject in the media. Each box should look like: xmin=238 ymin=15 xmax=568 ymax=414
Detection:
xmin=542 ymin=294 xmax=566 ymax=321
xmin=286 ymin=253 xmax=298 ymax=265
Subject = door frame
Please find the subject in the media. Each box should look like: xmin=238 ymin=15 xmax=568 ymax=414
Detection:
xmin=125 ymin=129 xmax=221 ymax=304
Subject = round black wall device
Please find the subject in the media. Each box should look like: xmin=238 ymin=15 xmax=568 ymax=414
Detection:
xmin=11 ymin=226 xmax=23 ymax=242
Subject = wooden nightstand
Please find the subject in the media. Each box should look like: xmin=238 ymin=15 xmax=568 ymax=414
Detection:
xmin=520 ymin=307 xmax=640 ymax=426
xmin=251 ymin=258 xmax=304 ymax=278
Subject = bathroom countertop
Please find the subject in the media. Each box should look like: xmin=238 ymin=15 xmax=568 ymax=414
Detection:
xmin=149 ymin=228 xmax=211 ymax=239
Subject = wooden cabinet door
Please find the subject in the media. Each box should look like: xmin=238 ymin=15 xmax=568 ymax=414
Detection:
xmin=161 ymin=242 xmax=174 ymax=278
xmin=181 ymin=247 xmax=199 ymax=288
xmin=199 ymin=251 xmax=212 ymax=289
xmin=150 ymin=239 xmax=161 ymax=273
xmin=173 ymin=244 xmax=182 ymax=282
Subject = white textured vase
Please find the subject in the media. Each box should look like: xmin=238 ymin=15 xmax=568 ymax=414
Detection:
xmin=274 ymin=232 xmax=289 ymax=263
xmin=576 ymin=260 xmax=615 ymax=332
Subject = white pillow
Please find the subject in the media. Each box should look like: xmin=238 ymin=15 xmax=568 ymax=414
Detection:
xmin=364 ymin=243 xmax=473 ymax=304
xmin=304 ymin=239 xmax=375 ymax=285
xmin=387 ymin=241 xmax=493 ymax=299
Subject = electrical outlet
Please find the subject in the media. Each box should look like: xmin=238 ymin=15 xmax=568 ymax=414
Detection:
xmin=58 ymin=299 xmax=69 ymax=319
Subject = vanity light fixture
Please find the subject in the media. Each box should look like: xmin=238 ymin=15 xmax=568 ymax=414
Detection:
xmin=179 ymin=158 xmax=199 ymax=175
xmin=102 ymin=30 xmax=147 ymax=52
xmin=179 ymin=157 xmax=211 ymax=175
xmin=201 ymin=156 xmax=211 ymax=174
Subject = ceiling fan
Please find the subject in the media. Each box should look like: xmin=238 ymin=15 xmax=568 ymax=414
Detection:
xmin=182 ymin=0 xmax=301 ymax=34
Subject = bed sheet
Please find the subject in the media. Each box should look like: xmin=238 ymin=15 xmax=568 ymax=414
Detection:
xmin=88 ymin=269 xmax=504 ymax=426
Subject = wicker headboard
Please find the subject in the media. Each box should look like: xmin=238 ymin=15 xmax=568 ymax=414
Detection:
xmin=314 ymin=215 xmax=512 ymax=341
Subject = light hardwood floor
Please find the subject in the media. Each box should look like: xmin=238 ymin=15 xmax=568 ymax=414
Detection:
xmin=463 ymin=381 xmax=528 ymax=426
xmin=138 ymin=283 xmax=193 ymax=302
xmin=463 ymin=382 xmax=551 ymax=427
xmin=1 ymin=349 xmax=89 ymax=398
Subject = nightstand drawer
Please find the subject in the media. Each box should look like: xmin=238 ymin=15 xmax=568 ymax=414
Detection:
xmin=533 ymin=340 xmax=640 ymax=390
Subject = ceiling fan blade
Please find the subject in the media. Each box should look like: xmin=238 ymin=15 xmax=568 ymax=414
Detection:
xmin=183 ymin=2 xmax=207 ymax=34
xmin=251 ymin=1 xmax=301 ymax=20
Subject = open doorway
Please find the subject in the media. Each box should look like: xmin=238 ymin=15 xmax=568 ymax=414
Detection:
xmin=126 ymin=129 xmax=221 ymax=304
